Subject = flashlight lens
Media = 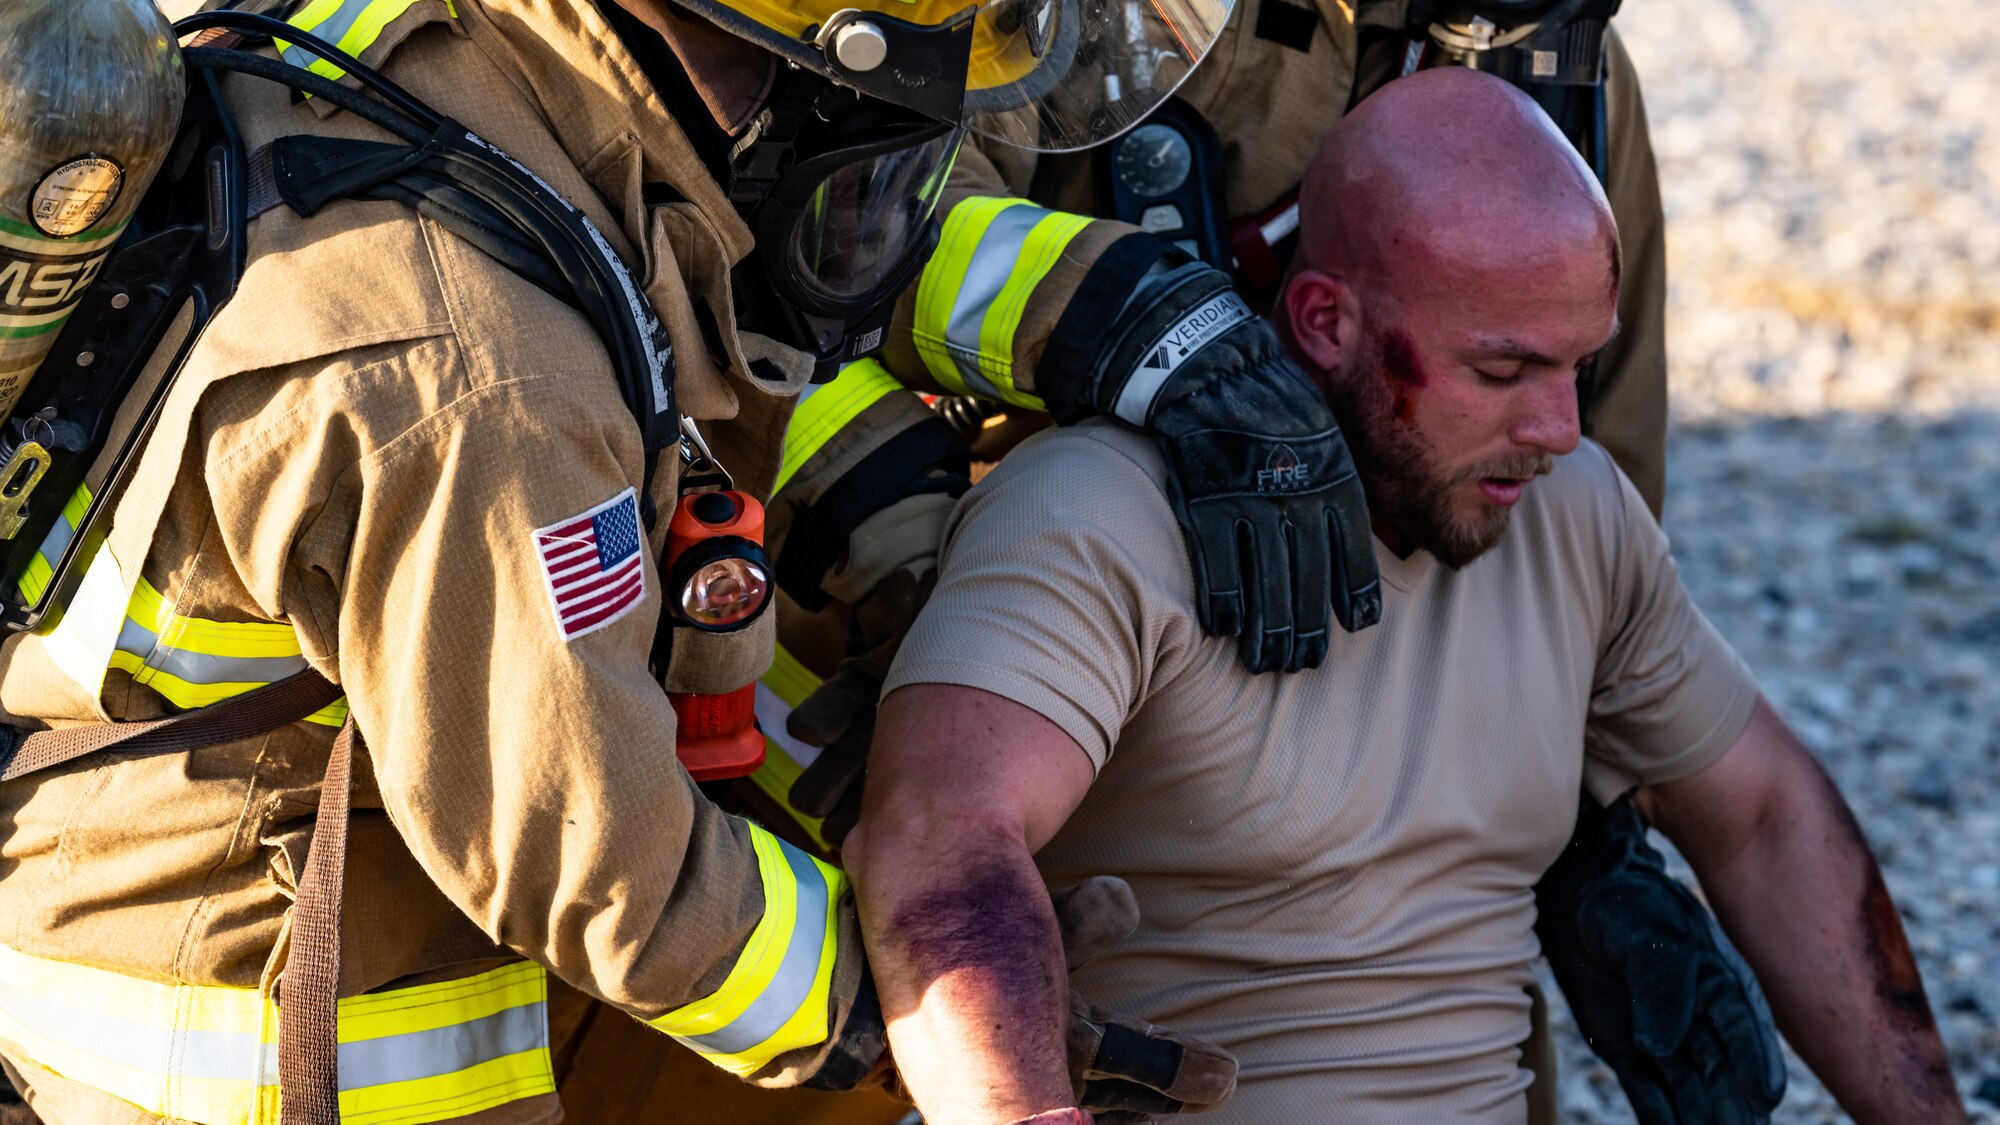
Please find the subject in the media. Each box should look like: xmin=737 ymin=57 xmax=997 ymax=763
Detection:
xmin=680 ymin=557 xmax=771 ymax=628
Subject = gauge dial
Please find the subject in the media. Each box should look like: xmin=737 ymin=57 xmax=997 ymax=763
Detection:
xmin=1113 ymin=123 xmax=1192 ymax=198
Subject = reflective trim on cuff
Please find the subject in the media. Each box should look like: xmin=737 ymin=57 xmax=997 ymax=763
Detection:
xmin=650 ymin=822 xmax=847 ymax=1076
xmin=915 ymin=197 xmax=1080 ymax=411
xmin=774 ymin=360 xmax=906 ymax=496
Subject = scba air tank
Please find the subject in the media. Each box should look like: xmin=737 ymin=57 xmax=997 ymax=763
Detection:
xmin=0 ymin=0 xmax=184 ymax=419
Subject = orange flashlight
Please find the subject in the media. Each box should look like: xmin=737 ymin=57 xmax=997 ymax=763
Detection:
xmin=664 ymin=491 xmax=774 ymax=780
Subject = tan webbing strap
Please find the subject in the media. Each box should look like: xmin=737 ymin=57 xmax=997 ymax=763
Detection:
xmin=0 ymin=668 xmax=342 ymax=782
xmin=247 ymin=144 xmax=287 ymax=221
xmin=278 ymin=716 xmax=358 ymax=1125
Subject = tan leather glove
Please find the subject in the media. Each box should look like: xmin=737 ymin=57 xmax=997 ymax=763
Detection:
xmin=1055 ymin=878 xmax=1237 ymax=1123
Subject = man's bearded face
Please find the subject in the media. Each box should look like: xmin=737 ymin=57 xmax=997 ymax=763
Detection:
xmin=1329 ymin=324 xmax=1554 ymax=570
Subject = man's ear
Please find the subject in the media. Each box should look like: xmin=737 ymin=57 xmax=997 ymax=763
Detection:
xmin=1282 ymin=268 xmax=1361 ymax=374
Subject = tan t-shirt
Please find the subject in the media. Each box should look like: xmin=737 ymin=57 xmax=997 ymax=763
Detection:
xmin=884 ymin=422 xmax=1759 ymax=1123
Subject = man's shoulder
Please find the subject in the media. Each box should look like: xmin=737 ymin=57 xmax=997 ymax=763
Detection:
xmin=952 ymin=421 xmax=1187 ymax=582
xmin=975 ymin=421 xmax=1174 ymax=516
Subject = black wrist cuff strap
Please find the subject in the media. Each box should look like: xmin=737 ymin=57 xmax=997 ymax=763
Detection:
xmin=776 ymin=416 xmax=970 ymax=612
xmin=1041 ymin=234 xmax=1189 ymax=424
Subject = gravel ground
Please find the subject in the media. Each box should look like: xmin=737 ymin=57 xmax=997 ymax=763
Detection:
xmin=1547 ymin=2 xmax=2000 ymax=1120
xmin=1620 ymin=0 xmax=2000 ymax=418
xmin=1546 ymin=412 xmax=2000 ymax=1122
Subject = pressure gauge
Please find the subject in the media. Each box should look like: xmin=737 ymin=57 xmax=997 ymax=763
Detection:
xmin=1112 ymin=123 xmax=1194 ymax=198
xmin=1092 ymin=98 xmax=1230 ymax=270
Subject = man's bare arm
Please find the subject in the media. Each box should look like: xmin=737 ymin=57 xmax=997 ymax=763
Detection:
xmin=1641 ymin=695 xmax=1965 ymax=1123
xmin=842 ymin=683 xmax=1098 ymax=1125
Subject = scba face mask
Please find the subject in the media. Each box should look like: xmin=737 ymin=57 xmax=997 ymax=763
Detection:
xmin=662 ymin=0 xmax=1235 ymax=369
xmin=724 ymin=67 xmax=965 ymax=372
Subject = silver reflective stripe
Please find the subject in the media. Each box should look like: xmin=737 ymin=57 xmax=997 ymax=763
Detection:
xmin=34 ymin=507 xmax=77 ymax=567
xmin=338 ymin=998 xmax=549 ymax=1090
xmin=0 ymin=975 xmax=266 ymax=1082
xmin=943 ymin=204 xmax=1052 ymax=401
xmin=677 ymin=842 xmax=831 ymax=1057
xmin=0 ymin=966 xmax=548 ymax=1095
xmin=280 ymin=0 xmax=381 ymax=70
xmin=113 ymin=616 xmax=309 ymax=685
xmin=1111 ymin=287 xmax=1255 ymax=426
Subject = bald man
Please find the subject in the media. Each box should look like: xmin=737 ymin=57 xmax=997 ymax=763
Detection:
xmin=840 ymin=70 xmax=1966 ymax=1125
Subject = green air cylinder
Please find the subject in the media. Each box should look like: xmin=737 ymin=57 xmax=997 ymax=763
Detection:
xmin=0 ymin=0 xmax=184 ymax=420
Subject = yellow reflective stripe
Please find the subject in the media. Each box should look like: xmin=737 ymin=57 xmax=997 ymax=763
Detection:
xmin=736 ymin=856 xmax=842 ymax=1074
xmin=17 ymin=483 xmax=348 ymax=725
xmin=762 ymin=644 xmax=820 ymax=713
xmin=106 ymin=650 xmax=349 ymax=727
xmin=772 ymin=360 xmax=905 ymax=495
xmin=127 ymin=578 xmax=308 ymax=660
xmin=746 ymin=742 xmax=827 ymax=850
xmin=278 ymin=0 xmax=452 ymax=83
xmin=651 ymin=827 xmax=800 ymax=1038
xmin=649 ymin=824 xmax=846 ymax=1076
xmin=115 ymin=571 xmax=345 ymax=727
xmin=59 ymin=482 xmax=90 ymax=525
xmin=340 ymin=1050 xmax=551 ymax=1125
xmin=751 ymin=644 xmax=830 ymax=845
xmin=337 ymin=961 xmax=546 ymax=1043
xmin=973 ymin=209 xmax=1088 ymax=410
xmin=0 ymin=944 xmax=279 ymax=1125
xmin=277 ymin=0 xmax=351 ymax=79
xmin=338 ymin=962 xmax=554 ymax=1125
xmin=17 ymin=483 xmax=96 ymax=606
xmin=913 ymin=197 xmax=1030 ymax=395
xmin=109 ymin=649 xmax=266 ymax=707
xmin=16 ymin=554 xmax=50 ymax=607
xmin=0 ymin=944 xmax=551 ymax=1125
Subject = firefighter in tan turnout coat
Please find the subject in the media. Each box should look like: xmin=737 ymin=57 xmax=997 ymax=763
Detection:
xmin=0 ymin=0 xmax=1267 ymax=1121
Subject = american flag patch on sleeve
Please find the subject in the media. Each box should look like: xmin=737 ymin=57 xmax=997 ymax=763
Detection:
xmin=534 ymin=487 xmax=648 ymax=641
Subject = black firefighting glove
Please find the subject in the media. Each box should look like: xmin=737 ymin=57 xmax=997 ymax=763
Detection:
xmin=855 ymin=877 xmax=1238 ymax=1120
xmin=1042 ymin=252 xmax=1381 ymax=673
xmin=788 ymin=564 xmax=937 ymax=845
xmin=1535 ymin=795 xmax=1787 ymax=1125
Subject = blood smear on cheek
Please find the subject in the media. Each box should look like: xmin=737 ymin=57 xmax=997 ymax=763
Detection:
xmin=1380 ymin=329 xmax=1426 ymax=424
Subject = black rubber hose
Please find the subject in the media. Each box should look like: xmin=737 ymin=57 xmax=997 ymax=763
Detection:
xmin=181 ymin=46 xmax=430 ymax=145
xmin=172 ymin=8 xmax=443 ymax=130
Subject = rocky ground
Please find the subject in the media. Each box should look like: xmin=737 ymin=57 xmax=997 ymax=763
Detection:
xmin=1546 ymin=412 xmax=2000 ymax=1122
xmin=1548 ymin=2 xmax=2000 ymax=1121
xmin=1620 ymin=0 xmax=2000 ymax=420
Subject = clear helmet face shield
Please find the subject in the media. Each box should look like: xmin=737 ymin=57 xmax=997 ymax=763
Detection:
xmin=671 ymin=0 xmax=1235 ymax=153
xmin=958 ymin=0 xmax=1233 ymax=150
